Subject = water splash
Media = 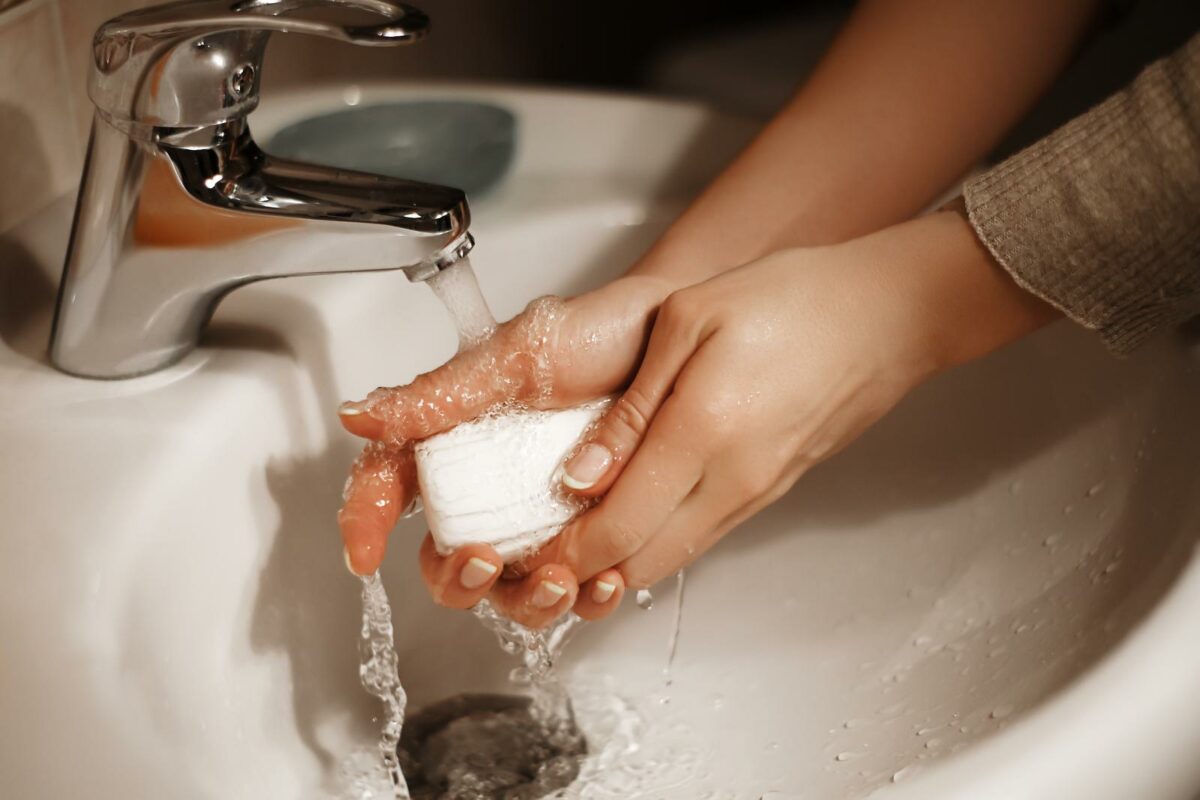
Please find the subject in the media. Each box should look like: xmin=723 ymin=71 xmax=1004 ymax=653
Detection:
xmin=471 ymin=599 xmax=584 ymax=742
xmin=357 ymin=572 xmax=410 ymax=798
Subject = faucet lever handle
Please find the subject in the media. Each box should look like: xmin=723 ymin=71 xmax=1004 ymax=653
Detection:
xmin=90 ymin=0 xmax=430 ymax=128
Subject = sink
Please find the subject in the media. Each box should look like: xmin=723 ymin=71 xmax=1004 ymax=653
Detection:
xmin=1 ymin=84 xmax=1199 ymax=800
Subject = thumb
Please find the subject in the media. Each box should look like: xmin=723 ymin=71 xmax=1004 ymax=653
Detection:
xmin=560 ymin=293 xmax=708 ymax=497
xmin=338 ymin=298 xmax=566 ymax=444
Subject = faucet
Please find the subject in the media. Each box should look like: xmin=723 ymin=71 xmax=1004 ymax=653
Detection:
xmin=50 ymin=0 xmax=474 ymax=379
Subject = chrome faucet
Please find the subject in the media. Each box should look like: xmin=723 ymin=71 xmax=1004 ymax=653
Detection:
xmin=50 ymin=0 xmax=474 ymax=379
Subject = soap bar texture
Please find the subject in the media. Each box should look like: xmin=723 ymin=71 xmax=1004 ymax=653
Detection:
xmin=415 ymin=400 xmax=608 ymax=563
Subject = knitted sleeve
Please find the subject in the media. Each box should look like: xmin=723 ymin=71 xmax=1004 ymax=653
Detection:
xmin=963 ymin=31 xmax=1200 ymax=354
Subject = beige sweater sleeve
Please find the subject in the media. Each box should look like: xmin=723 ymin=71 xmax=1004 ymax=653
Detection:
xmin=964 ymin=32 xmax=1200 ymax=355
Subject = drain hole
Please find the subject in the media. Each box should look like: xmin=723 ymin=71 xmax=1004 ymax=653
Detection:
xmin=399 ymin=693 xmax=587 ymax=799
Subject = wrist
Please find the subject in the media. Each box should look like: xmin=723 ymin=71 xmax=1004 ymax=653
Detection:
xmin=907 ymin=209 xmax=1059 ymax=371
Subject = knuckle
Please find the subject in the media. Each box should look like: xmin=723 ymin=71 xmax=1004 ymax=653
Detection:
xmin=605 ymin=389 xmax=655 ymax=447
xmin=658 ymin=288 xmax=702 ymax=327
xmin=728 ymin=455 xmax=782 ymax=498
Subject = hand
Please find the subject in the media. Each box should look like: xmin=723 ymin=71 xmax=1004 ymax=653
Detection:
xmin=526 ymin=211 xmax=1056 ymax=596
xmin=337 ymin=274 xmax=673 ymax=627
xmin=340 ymin=211 xmax=1056 ymax=626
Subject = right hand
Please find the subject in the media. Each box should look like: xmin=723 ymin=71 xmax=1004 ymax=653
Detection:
xmin=337 ymin=274 xmax=673 ymax=627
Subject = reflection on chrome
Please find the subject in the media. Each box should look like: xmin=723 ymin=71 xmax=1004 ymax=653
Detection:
xmin=51 ymin=0 xmax=473 ymax=379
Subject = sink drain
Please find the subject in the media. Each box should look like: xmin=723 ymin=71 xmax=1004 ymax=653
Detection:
xmin=398 ymin=694 xmax=586 ymax=799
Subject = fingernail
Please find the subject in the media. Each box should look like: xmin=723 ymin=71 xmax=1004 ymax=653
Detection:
xmin=532 ymin=580 xmax=568 ymax=608
xmin=591 ymin=580 xmax=617 ymax=604
xmin=338 ymin=402 xmax=364 ymax=416
xmin=460 ymin=557 xmax=498 ymax=589
xmin=562 ymin=443 xmax=612 ymax=490
xmin=343 ymin=547 xmax=359 ymax=576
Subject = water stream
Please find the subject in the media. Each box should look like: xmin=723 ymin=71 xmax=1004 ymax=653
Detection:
xmin=357 ymin=573 xmax=411 ymax=799
xmin=345 ymin=259 xmax=699 ymax=798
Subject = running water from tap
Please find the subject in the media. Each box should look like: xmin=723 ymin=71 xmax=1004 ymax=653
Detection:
xmin=358 ymin=572 xmax=410 ymax=799
xmin=424 ymin=257 xmax=497 ymax=349
xmin=349 ymin=257 xmax=574 ymax=795
xmin=344 ymin=259 xmax=722 ymax=797
xmin=424 ymin=258 xmax=581 ymax=739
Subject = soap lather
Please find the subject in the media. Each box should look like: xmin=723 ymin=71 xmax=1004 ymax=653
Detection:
xmin=415 ymin=399 xmax=611 ymax=563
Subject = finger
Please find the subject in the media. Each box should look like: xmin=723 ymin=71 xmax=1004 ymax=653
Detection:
xmin=490 ymin=563 xmax=579 ymax=629
xmin=615 ymin=479 xmax=733 ymax=589
xmin=561 ymin=292 xmax=711 ymax=496
xmin=573 ymin=568 xmax=625 ymax=621
xmin=531 ymin=395 xmax=705 ymax=583
xmin=620 ymin=463 xmax=801 ymax=589
xmin=418 ymin=534 xmax=504 ymax=609
xmin=338 ymin=443 xmax=417 ymax=575
xmin=338 ymin=299 xmax=567 ymax=444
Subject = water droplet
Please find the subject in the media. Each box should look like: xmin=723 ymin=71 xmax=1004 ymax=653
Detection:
xmin=1086 ymin=482 xmax=1104 ymax=497
xmin=1043 ymin=533 xmax=1062 ymax=547
xmin=1063 ymin=504 xmax=1075 ymax=515
xmin=990 ymin=705 xmax=1014 ymax=720
xmin=892 ymin=765 xmax=918 ymax=783
xmin=1009 ymin=480 xmax=1023 ymax=495
xmin=912 ymin=635 xmax=933 ymax=648
xmin=843 ymin=718 xmax=871 ymax=729
xmin=1104 ymin=561 xmax=1120 ymax=575
xmin=834 ymin=751 xmax=861 ymax=762
xmin=925 ymin=738 xmax=943 ymax=750
xmin=635 ymin=589 xmax=654 ymax=610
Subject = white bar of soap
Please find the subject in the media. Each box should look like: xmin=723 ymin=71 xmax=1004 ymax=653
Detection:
xmin=415 ymin=400 xmax=609 ymax=563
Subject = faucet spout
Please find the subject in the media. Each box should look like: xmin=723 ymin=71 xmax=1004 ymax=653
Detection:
xmin=50 ymin=115 xmax=472 ymax=379
xmin=49 ymin=0 xmax=471 ymax=379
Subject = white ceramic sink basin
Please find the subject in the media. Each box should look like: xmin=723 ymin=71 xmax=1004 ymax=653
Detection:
xmin=2 ymin=85 xmax=1199 ymax=800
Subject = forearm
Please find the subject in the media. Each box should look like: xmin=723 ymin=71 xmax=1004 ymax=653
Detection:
xmin=631 ymin=0 xmax=1103 ymax=288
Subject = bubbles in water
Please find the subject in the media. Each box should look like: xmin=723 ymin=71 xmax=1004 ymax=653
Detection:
xmin=424 ymin=258 xmax=498 ymax=349
xmin=362 ymin=281 xmax=568 ymax=448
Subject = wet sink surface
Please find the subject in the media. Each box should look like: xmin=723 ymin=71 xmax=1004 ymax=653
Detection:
xmin=1 ymin=85 xmax=1199 ymax=800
